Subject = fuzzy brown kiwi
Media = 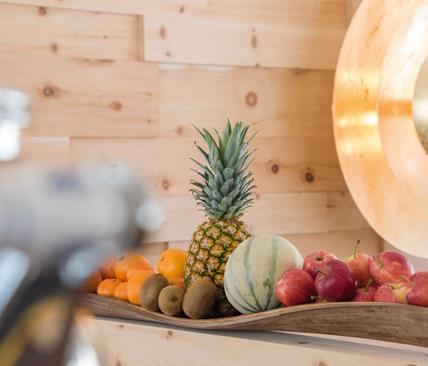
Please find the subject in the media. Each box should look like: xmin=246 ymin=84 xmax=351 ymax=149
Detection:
xmin=182 ymin=278 xmax=217 ymax=319
xmin=139 ymin=273 xmax=169 ymax=312
xmin=158 ymin=285 xmax=185 ymax=316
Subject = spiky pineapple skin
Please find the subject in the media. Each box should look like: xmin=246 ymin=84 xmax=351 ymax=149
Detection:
xmin=184 ymin=219 xmax=251 ymax=291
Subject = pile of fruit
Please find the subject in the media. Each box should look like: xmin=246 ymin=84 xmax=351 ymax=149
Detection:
xmin=84 ymin=121 xmax=428 ymax=318
xmin=84 ymin=248 xmax=223 ymax=319
xmin=85 ymin=235 xmax=428 ymax=319
xmin=275 ymin=243 xmax=428 ymax=308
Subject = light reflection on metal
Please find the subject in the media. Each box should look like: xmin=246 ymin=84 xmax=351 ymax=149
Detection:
xmin=333 ymin=0 xmax=428 ymax=258
xmin=414 ymin=57 xmax=428 ymax=153
xmin=0 ymin=88 xmax=30 ymax=161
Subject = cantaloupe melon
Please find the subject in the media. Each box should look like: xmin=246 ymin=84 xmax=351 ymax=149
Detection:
xmin=224 ymin=233 xmax=303 ymax=314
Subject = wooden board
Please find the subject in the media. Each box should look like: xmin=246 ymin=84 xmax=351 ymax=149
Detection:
xmin=134 ymin=192 xmax=370 ymax=244
xmin=81 ymin=294 xmax=428 ymax=348
xmin=78 ymin=316 xmax=428 ymax=366
xmin=0 ymin=137 xmax=69 ymax=180
xmin=0 ymin=3 xmax=139 ymax=60
xmin=146 ymin=193 xmax=326 ymax=243
xmin=158 ymin=65 xmax=335 ymax=139
xmin=0 ymin=0 xmax=348 ymax=27
xmin=0 ymin=55 xmax=159 ymax=138
xmin=0 ymin=1 xmax=347 ymax=70
xmin=143 ymin=16 xmax=345 ymax=70
xmin=70 ymin=137 xmax=345 ymax=195
xmin=168 ymin=229 xmax=383 ymax=259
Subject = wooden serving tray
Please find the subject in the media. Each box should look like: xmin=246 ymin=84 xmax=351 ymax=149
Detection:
xmin=81 ymin=294 xmax=428 ymax=348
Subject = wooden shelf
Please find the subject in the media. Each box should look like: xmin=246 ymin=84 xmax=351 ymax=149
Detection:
xmin=76 ymin=315 xmax=428 ymax=366
xmin=81 ymin=294 xmax=428 ymax=348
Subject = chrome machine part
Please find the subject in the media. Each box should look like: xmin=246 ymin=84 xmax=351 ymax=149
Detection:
xmin=0 ymin=88 xmax=30 ymax=161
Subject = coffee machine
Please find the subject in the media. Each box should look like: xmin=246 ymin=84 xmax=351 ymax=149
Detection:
xmin=0 ymin=88 xmax=163 ymax=366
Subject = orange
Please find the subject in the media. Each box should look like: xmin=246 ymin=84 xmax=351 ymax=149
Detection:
xmin=114 ymin=282 xmax=129 ymax=301
xmin=97 ymin=279 xmax=123 ymax=297
xmin=83 ymin=271 xmax=102 ymax=293
xmin=127 ymin=270 xmax=154 ymax=305
xmin=166 ymin=276 xmax=185 ymax=289
xmin=114 ymin=253 xmax=154 ymax=281
xmin=99 ymin=257 xmax=117 ymax=279
xmin=157 ymin=248 xmax=187 ymax=278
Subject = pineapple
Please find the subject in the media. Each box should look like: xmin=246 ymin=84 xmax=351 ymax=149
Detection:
xmin=184 ymin=121 xmax=256 ymax=314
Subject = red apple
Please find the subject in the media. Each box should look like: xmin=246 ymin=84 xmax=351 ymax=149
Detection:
xmin=303 ymin=250 xmax=337 ymax=278
xmin=315 ymin=259 xmax=357 ymax=301
xmin=352 ymin=282 xmax=377 ymax=302
xmin=275 ymin=268 xmax=317 ymax=306
xmin=373 ymin=282 xmax=411 ymax=304
xmin=369 ymin=251 xmax=414 ymax=286
xmin=407 ymin=272 xmax=428 ymax=307
xmin=346 ymin=241 xmax=373 ymax=288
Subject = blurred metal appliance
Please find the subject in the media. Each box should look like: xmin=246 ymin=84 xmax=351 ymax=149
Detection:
xmin=0 ymin=87 xmax=163 ymax=365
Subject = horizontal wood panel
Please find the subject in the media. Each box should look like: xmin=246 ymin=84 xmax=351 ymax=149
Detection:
xmin=169 ymin=228 xmax=382 ymax=259
xmin=70 ymin=137 xmax=346 ymax=195
xmin=0 ymin=3 xmax=139 ymax=60
xmin=159 ymin=65 xmax=335 ymax=139
xmin=143 ymin=192 xmax=369 ymax=243
xmin=144 ymin=16 xmax=346 ymax=70
xmin=78 ymin=317 xmax=428 ymax=366
xmin=0 ymin=137 xmax=69 ymax=179
xmin=327 ymin=191 xmax=369 ymax=231
xmin=0 ymin=55 xmax=159 ymax=137
xmin=146 ymin=192 xmax=327 ymax=243
xmin=286 ymin=228 xmax=382 ymax=258
xmin=0 ymin=59 xmax=335 ymax=138
xmin=0 ymin=1 xmax=371 ymax=255
xmin=0 ymin=1 xmax=348 ymax=27
xmin=0 ymin=4 xmax=338 ymax=138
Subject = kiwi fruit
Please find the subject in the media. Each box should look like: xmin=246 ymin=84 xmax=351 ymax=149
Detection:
xmin=158 ymin=286 xmax=185 ymax=316
xmin=139 ymin=273 xmax=169 ymax=312
xmin=182 ymin=278 xmax=217 ymax=319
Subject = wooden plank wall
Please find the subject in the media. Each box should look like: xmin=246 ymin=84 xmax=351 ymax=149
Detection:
xmin=0 ymin=0 xmax=382 ymax=265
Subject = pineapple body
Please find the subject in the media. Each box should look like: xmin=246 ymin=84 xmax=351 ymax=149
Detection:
xmin=184 ymin=219 xmax=251 ymax=289
xmin=186 ymin=121 xmax=256 ymax=315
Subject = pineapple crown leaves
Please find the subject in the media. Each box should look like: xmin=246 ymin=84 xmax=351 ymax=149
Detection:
xmin=190 ymin=120 xmax=257 ymax=220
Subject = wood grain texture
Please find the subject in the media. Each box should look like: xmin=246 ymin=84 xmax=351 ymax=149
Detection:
xmin=0 ymin=0 xmax=348 ymax=27
xmin=0 ymin=55 xmax=159 ymax=137
xmin=1 ymin=60 xmax=336 ymax=139
xmin=18 ymin=137 xmax=70 ymax=165
xmin=158 ymin=65 xmax=335 ymax=139
xmin=0 ymin=3 xmax=139 ymax=60
xmin=144 ymin=16 xmax=346 ymax=69
xmin=0 ymin=1 xmax=377 ymax=256
xmin=78 ymin=316 xmax=428 ymax=366
xmin=168 ymin=229 xmax=382 ymax=259
xmin=287 ymin=228 xmax=381 ymax=257
xmin=142 ymin=192 xmax=369 ymax=243
xmin=81 ymin=294 xmax=428 ymax=348
xmin=327 ymin=191 xmax=369 ymax=231
xmin=0 ymin=137 xmax=69 ymax=179
xmin=147 ymin=193 xmax=326 ymax=243
xmin=1 ymin=0 xmax=346 ymax=69
xmin=70 ymin=137 xmax=346 ymax=195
